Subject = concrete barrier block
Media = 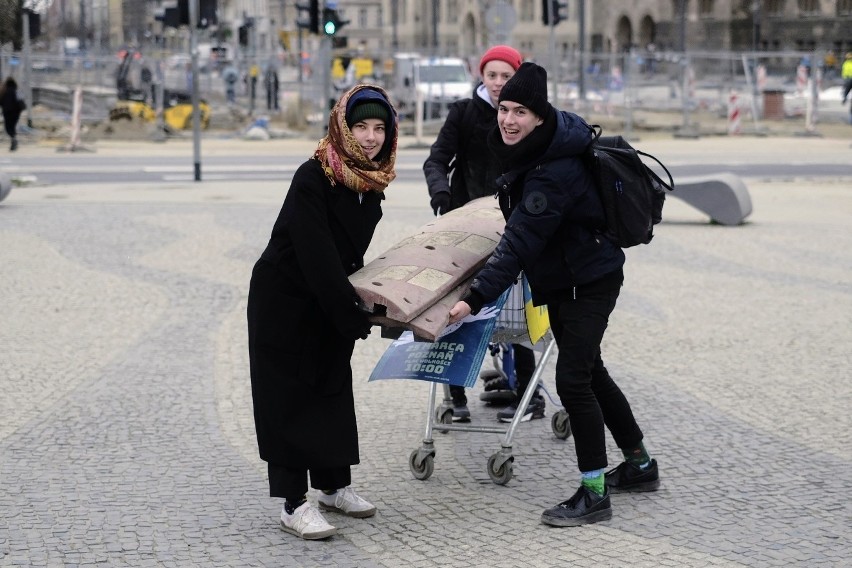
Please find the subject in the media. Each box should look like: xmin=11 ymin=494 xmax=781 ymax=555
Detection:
xmin=350 ymin=197 xmax=505 ymax=340
xmin=670 ymin=173 xmax=753 ymax=225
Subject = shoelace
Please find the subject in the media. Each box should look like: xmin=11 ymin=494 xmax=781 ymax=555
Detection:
xmin=295 ymin=505 xmax=329 ymax=530
xmin=337 ymin=487 xmax=364 ymax=507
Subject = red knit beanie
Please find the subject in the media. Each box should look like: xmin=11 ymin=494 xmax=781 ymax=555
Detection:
xmin=479 ymin=45 xmax=523 ymax=75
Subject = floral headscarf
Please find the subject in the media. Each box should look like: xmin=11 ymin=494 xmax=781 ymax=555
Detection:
xmin=314 ymin=84 xmax=398 ymax=193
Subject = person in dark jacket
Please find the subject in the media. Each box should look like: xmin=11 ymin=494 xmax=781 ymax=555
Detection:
xmin=423 ymin=45 xmax=544 ymax=424
xmin=0 ymin=77 xmax=24 ymax=152
xmin=448 ymin=62 xmax=659 ymax=527
xmin=247 ymin=84 xmax=397 ymax=540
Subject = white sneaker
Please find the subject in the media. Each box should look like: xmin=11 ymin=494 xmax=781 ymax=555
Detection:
xmin=280 ymin=502 xmax=337 ymax=540
xmin=317 ymin=486 xmax=377 ymax=518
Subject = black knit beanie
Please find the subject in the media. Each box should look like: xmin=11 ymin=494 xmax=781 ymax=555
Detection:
xmin=346 ymin=101 xmax=390 ymax=128
xmin=498 ymin=61 xmax=550 ymax=118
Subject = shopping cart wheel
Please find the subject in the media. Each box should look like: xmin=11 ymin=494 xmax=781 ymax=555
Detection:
xmin=409 ymin=449 xmax=435 ymax=481
xmin=551 ymin=410 xmax=572 ymax=440
xmin=479 ymin=369 xmax=502 ymax=381
xmin=486 ymin=453 xmax=514 ymax=485
xmin=435 ymin=407 xmax=453 ymax=434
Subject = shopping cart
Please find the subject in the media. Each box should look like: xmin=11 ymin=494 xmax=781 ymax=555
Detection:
xmin=407 ymin=277 xmax=572 ymax=485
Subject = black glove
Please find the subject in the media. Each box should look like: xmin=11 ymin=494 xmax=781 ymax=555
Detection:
xmin=430 ymin=192 xmax=451 ymax=216
xmin=354 ymin=301 xmax=372 ymax=340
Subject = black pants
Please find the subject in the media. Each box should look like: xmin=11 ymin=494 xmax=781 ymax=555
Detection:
xmin=3 ymin=112 xmax=18 ymax=139
xmin=268 ymin=463 xmax=351 ymax=502
xmin=548 ymin=271 xmax=644 ymax=473
xmin=449 ymin=343 xmax=535 ymax=404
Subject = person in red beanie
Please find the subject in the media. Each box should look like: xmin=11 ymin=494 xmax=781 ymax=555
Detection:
xmin=423 ymin=45 xmax=545 ymax=425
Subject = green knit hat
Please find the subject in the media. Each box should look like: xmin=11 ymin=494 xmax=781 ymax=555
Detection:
xmin=346 ymin=101 xmax=390 ymax=128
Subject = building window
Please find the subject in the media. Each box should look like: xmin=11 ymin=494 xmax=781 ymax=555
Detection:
xmin=796 ymin=0 xmax=819 ymax=16
xmin=358 ymin=8 xmax=368 ymax=28
xmin=698 ymin=0 xmax=713 ymax=17
xmin=672 ymin=0 xmax=687 ymax=17
xmin=838 ymin=0 xmax=852 ymax=16
xmin=520 ymin=0 xmax=535 ymax=22
xmin=765 ymin=0 xmax=785 ymax=17
xmin=447 ymin=0 xmax=459 ymax=22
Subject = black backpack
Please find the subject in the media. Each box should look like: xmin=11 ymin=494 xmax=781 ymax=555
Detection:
xmin=585 ymin=125 xmax=675 ymax=248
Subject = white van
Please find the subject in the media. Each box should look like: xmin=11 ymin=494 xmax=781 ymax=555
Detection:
xmin=388 ymin=54 xmax=473 ymax=119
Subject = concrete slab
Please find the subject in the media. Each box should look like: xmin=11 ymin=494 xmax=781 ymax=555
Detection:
xmin=670 ymin=172 xmax=753 ymax=225
xmin=350 ymin=197 xmax=504 ymax=329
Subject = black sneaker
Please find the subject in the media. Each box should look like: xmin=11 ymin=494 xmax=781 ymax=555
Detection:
xmin=496 ymin=395 xmax=544 ymax=423
xmin=541 ymin=485 xmax=612 ymax=527
xmin=605 ymin=459 xmax=660 ymax=493
xmin=451 ymin=402 xmax=470 ymax=422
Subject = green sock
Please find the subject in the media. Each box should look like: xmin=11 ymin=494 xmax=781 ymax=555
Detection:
xmin=581 ymin=470 xmax=605 ymax=495
xmin=622 ymin=441 xmax=651 ymax=468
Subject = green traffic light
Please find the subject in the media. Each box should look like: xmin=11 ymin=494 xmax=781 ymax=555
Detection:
xmin=324 ymin=20 xmax=336 ymax=35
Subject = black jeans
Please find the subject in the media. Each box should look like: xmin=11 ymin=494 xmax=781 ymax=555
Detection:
xmin=268 ymin=463 xmax=351 ymax=502
xmin=548 ymin=271 xmax=644 ymax=472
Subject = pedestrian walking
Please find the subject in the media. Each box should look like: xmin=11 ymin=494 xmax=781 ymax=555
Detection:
xmin=0 ymin=77 xmax=24 ymax=152
xmin=247 ymin=84 xmax=398 ymax=540
xmin=447 ymin=62 xmax=660 ymax=527
xmin=264 ymin=65 xmax=280 ymax=111
xmin=423 ymin=45 xmax=545 ymax=424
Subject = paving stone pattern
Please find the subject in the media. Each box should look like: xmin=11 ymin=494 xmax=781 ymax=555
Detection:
xmin=0 ymin=137 xmax=850 ymax=567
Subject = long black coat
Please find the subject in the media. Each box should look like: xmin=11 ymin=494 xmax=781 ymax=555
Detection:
xmin=247 ymin=158 xmax=383 ymax=468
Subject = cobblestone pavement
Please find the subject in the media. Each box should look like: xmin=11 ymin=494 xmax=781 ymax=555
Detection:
xmin=1 ymin=135 xmax=850 ymax=567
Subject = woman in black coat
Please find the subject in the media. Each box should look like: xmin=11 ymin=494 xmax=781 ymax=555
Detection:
xmin=247 ymin=84 xmax=397 ymax=540
xmin=0 ymin=77 xmax=23 ymax=152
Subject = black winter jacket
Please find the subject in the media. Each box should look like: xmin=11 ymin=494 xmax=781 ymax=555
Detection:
xmin=423 ymin=89 xmax=502 ymax=211
xmin=467 ymin=110 xmax=625 ymax=310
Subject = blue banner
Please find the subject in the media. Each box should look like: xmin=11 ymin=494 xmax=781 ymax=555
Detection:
xmin=368 ymin=290 xmax=509 ymax=388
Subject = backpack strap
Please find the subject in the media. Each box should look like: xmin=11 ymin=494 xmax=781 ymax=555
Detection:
xmin=588 ymin=123 xmax=674 ymax=192
xmin=636 ymin=149 xmax=675 ymax=191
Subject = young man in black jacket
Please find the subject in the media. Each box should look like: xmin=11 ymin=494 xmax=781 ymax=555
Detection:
xmin=448 ymin=62 xmax=660 ymax=526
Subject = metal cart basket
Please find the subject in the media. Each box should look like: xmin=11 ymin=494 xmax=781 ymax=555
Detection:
xmin=407 ymin=277 xmax=571 ymax=485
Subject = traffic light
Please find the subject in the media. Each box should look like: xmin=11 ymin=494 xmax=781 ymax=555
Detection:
xmin=155 ymin=7 xmax=182 ymax=28
xmin=198 ymin=0 xmax=218 ymax=29
xmin=542 ymin=0 xmax=568 ymax=26
xmin=296 ymin=0 xmax=320 ymax=34
xmin=322 ymin=6 xmax=349 ymax=36
xmin=176 ymin=0 xmax=218 ymax=28
xmin=238 ymin=22 xmax=251 ymax=46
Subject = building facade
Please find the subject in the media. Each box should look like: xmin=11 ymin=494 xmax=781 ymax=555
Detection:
xmin=34 ymin=0 xmax=852 ymax=69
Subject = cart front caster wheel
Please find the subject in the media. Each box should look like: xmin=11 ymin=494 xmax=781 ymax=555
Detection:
xmin=551 ymin=410 xmax=572 ymax=440
xmin=435 ymin=408 xmax=453 ymax=434
xmin=409 ymin=449 xmax=435 ymax=481
xmin=487 ymin=453 xmax=514 ymax=485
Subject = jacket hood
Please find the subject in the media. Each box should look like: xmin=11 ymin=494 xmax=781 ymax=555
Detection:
xmin=540 ymin=110 xmax=595 ymax=162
